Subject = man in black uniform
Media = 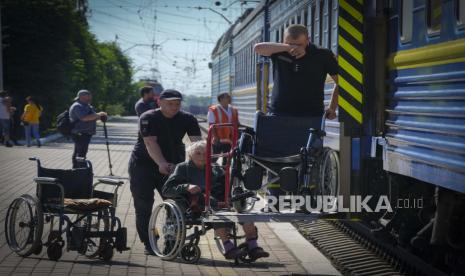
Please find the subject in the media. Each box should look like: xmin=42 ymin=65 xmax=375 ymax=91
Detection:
xmin=254 ymin=24 xmax=339 ymax=204
xmin=128 ymin=89 xmax=201 ymax=254
xmin=134 ymin=86 xmax=157 ymax=117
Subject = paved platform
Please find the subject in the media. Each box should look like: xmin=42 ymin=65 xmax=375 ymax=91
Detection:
xmin=0 ymin=116 xmax=340 ymax=275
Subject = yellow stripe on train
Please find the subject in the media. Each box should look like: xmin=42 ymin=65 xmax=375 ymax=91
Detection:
xmin=338 ymin=96 xmax=362 ymax=124
xmin=388 ymin=38 xmax=465 ymax=70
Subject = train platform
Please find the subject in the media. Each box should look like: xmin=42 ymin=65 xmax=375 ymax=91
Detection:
xmin=0 ymin=117 xmax=340 ymax=276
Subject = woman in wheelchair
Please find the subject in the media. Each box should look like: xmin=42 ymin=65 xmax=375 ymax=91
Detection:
xmin=162 ymin=141 xmax=269 ymax=261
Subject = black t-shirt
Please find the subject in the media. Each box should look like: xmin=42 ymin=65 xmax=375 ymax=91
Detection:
xmin=131 ymin=109 xmax=201 ymax=166
xmin=135 ymin=98 xmax=158 ymax=117
xmin=270 ymin=44 xmax=338 ymax=117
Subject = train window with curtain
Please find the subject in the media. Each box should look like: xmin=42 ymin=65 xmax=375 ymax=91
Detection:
xmin=311 ymin=3 xmax=316 ymax=43
xmin=330 ymin=0 xmax=338 ymax=53
xmin=281 ymin=25 xmax=285 ymax=42
xmin=457 ymin=0 xmax=465 ymax=28
xmin=400 ymin=0 xmax=413 ymax=43
xmin=248 ymin=45 xmax=251 ymax=84
xmin=426 ymin=0 xmax=441 ymax=35
xmin=327 ymin=0 xmax=333 ymax=48
xmin=303 ymin=9 xmax=308 ymax=27
xmin=319 ymin=0 xmax=324 ymax=46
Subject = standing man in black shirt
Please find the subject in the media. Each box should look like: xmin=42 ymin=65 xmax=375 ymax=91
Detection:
xmin=254 ymin=24 xmax=339 ymax=119
xmin=128 ymin=89 xmax=201 ymax=255
xmin=254 ymin=24 xmax=339 ymax=204
xmin=134 ymin=86 xmax=158 ymax=117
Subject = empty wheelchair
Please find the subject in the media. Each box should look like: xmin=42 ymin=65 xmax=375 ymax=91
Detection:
xmin=5 ymin=158 xmax=130 ymax=261
xmin=230 ymin=112 xmax=340 ymax=211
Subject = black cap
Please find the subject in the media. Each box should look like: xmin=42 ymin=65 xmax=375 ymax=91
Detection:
xmin=159 ymin=89 xmax=183 ymax=101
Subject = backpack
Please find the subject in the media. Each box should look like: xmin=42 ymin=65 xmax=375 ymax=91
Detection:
xmin=56 ymin=110 xmax=75 ymax=135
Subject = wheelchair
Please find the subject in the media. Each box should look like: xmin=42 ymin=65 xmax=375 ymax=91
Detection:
xmin=5 ymin=158 xmax=130 ymax=261
xmin=231 ymin=111 xmax=340 ymax=210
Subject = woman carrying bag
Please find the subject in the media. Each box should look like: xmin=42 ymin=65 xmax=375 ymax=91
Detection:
xmin=21 ymin=96 xmax=43 ymax=147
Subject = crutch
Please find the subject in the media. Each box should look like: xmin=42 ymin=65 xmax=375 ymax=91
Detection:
xmin=103 ymin=121 xmax=114 ymax=176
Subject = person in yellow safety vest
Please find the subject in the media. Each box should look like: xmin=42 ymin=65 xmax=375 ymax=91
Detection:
xmin=207 ymin=92 xmax=239 ymax=165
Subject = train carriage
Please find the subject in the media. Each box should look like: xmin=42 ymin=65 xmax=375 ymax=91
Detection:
xmin=210 ymin=0 xmax=465 ymax=273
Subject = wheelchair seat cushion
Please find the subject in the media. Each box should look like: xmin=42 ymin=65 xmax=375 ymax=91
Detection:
xmin=63 ymin=198 xmax=112 ymax=211
xmin=254 ymin=114 xmax=322 ymax=157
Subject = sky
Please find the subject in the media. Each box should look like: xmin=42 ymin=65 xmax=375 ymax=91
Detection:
xmin=87 ymin=0 xmax=259 ymax=96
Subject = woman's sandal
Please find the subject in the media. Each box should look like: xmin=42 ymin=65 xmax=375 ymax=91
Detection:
xmin=224 ymin=247 xmax=248 ymax=260
xmin=247 ymin=246 xmax=270 ymax=261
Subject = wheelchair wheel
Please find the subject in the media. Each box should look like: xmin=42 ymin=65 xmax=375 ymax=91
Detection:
xmin=148 ymin=199 xmax=186 ymax=260
xmin=315 ymin=148 xmax=339 ymax=210
xmin=99 ymin=241 xmax=114 ymax=261
xmin=84 ymin=209 xmax=110 ymax=258
xmin=230 ymin=158 xmax=256 ymax=213
xmin=231 ymin=184 xmax=257 ymax=213
xmin=5 ymin=194 xmax=43 ymax=257
xmin=47 ymin=241 xmax=63 ymax=261
xmin=180 ymin=244 xmax=201 ymax=264
xmin=319 ymin=148 xmax=339 ymax=197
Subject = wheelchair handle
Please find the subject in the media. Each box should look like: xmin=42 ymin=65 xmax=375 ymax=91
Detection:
xmin=320 ymin=113 xmax=327 ymax=132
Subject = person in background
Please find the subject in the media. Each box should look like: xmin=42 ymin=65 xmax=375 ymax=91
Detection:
xmin=69 ymin=90 xmax=107 ymax=168
xmin=135 ymin=86 xmax=157 ymax=117
xmin=0 ymin=91 xmax=14 ymax=147
xmin=21 ymin=96 xmax=43 ymax=147
xmin=207 ymin=92 xmax=240 ymax=165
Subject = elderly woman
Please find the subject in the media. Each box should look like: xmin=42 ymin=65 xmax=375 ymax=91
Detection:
xmin=163 ymin=141 xmax=269 ymax=261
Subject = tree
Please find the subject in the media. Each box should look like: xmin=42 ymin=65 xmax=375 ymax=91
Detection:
xmin=2 ymin=0 xmax=134 ymax=131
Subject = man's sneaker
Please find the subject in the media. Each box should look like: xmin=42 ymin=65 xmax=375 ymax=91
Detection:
xmin=5 ymin=142 xmax=13 ymax=147
xmin=144 ymin=243 xmax=155 ymax=255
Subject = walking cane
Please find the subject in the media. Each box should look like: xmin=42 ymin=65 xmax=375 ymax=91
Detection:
xmin=103 ymin=121 xmax=114 ymax=176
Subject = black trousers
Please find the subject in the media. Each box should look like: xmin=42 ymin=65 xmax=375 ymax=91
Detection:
xmin=72 ymin=133 xmax=92 ymax=168
xmin=128 ymin=156 xmax=167 ymax=245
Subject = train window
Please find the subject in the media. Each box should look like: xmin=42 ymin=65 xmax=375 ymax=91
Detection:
xmin=281 ymin=25 xmax=285 ymax=41
xmin=303 ymin=9 xmax=308 ymax=27
xmin=456 ymin=0 xmax=465 ymax=28
xmin=400 ymin=0 xmax=413 ymax=43
xmin=426 ymin=0 xmax=441 ymax=35
xmin=319 ymin=0 xmax=324 ymax=46
xmin=328 ymin=0 xmax=332 ymax=48
xmin=330 ymin=0 xmax=337 ymax=52
xmin=311 ymin=3 xmax=316 ymax=43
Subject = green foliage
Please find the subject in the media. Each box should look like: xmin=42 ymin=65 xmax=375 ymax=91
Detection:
xmin=2 ymin=0 xmax=133 ymax=129
xmin=105 ymin=104 xmax=126 ymax=116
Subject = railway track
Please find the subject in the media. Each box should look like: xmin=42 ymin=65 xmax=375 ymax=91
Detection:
xmin=294 ymin=220 xmax=446 ymax=276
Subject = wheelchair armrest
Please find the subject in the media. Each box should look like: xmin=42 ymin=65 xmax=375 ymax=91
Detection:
xmin=97 ymin=178 xmax=124 ymax=186
xmin=34 ymin=177 xmax=59 ymax=184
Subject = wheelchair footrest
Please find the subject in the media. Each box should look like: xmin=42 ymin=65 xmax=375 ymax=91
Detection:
xmin=115 ymin=227 xmax=130 ymax=252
